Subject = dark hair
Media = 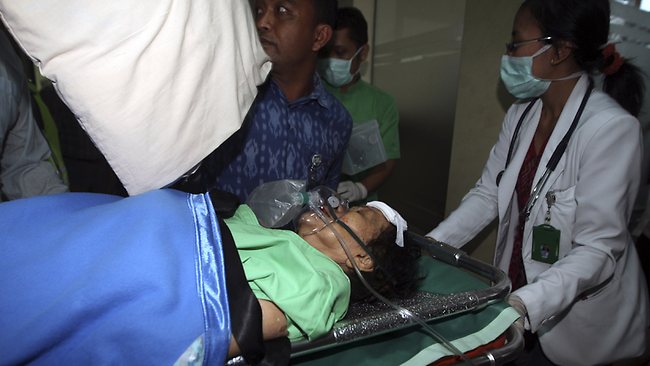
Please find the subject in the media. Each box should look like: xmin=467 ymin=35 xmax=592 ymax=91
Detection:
xmin=312 ymin=0 xmax=338 ymax=29
xmin=348 ymin=225 xmax=422 ymax=303
xmin=335 ymin=7 xmax=369 ymax=47
xmin=522 ymin=0 xmax=645 ymax=117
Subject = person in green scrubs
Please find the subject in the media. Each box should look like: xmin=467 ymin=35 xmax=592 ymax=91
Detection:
xmin=318 ymin=7 xmax=400 ymax=203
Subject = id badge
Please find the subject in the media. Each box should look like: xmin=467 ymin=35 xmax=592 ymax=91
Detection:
xmin=532 ymin=224 xmax=560 ymax=264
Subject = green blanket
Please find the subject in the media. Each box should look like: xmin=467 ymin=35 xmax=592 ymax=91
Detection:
xmin=292 ymin=256 xmax=518 ymax=365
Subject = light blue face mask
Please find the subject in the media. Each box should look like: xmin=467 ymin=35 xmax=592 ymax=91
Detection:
xmin=500 ymin=44 xmax=553 ymax=99
xmin=500 ymin=44 xmax=585 ymax=99
xmin=318 ymin=47 xmax=363 ymax=87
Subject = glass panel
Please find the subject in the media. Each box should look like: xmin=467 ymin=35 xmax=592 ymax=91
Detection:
xmin=372 ymin=0 xmax=466 ymax=232
xmin=610 ymin=1 xmax=650 ymax=123
xmin=641 ymin=0 xmax=650 ymax=12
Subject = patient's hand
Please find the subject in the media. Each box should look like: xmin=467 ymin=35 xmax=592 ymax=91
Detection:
xmin=228 ymin=299 xmax=288 ymax=357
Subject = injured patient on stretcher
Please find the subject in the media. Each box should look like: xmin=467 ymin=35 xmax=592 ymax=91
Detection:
xmin=0 ymin=188 xmax=420 ymax=365
xmin=226 ymin=193 xmax=420 ymax=353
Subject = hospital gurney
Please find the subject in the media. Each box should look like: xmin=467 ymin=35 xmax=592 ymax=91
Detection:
xmin=227 ymin=232 xmax=524 ymax=365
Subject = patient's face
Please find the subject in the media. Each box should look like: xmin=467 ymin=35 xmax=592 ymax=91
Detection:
xmin=297 ymin=206 xmax=390 ymax=268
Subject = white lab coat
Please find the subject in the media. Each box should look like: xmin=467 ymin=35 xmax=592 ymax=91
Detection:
xmin=428 ymin=75 xmax=649 ymax=365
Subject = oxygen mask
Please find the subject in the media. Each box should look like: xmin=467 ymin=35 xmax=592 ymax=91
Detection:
xmin=294 ymin=186 xmax=350 ymax=236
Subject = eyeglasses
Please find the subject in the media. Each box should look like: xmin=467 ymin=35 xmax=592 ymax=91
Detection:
xmin=505 ymin=36 xmax=553 ymax=53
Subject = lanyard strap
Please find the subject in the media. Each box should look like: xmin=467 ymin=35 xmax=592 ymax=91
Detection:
xmin=545 ymin=79 xmax=594 ymax=171
xmin=523 ymin=78 xmax=594 ymax=219
xmin=497 ymin=98 xmax=539 ymax=187
xmin=506 ymin=99 xmax=539 ymax=169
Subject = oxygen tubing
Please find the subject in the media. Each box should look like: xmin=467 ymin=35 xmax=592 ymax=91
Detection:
xmin=310 ymin=203 xmax=475 ymax=365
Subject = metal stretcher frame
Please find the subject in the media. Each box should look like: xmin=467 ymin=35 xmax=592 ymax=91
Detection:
xmin=227 ymin=232 xmax=524 ymax=365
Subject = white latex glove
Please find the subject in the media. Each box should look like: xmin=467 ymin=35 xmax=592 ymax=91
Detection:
xmin=507 ymin=294 xmax=527 ymax=333
xmin=337 ymin=181 xmax=368 ymax=202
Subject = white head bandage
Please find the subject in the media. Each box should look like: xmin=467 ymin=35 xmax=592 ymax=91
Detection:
xmin=366 ymin=201 xmax=408 ymax=247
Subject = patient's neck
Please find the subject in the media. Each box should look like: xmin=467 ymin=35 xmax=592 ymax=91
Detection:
xmin=301 ymin=233 xmax=348 ymax=268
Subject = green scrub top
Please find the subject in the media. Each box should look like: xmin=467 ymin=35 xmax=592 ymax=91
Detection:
xmin=224 ymin=205 xmax=350 ymax=341
xmin=326 ymin=80 xmax=400 ymax=201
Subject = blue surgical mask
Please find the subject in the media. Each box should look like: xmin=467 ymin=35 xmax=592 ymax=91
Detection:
xmin=318 ymin=47 xmax=363 ymax=87
xmin=500 ymin=44 xmax=552 ymax=99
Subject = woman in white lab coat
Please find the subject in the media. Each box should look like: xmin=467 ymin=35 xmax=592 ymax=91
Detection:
xmin=427 ymin=0 xmax=649 ymax=365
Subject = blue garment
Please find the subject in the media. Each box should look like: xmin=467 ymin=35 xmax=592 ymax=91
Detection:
xmin=0 ymin=190 xmax=230 ymax=365
xmin=213 ymin=74 xmax=352 ymax=201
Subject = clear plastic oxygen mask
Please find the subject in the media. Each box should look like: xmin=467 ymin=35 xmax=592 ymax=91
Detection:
xmin=247 ymin=180 xmax=349 ymax=229
xmin=294 ymin=190 xmax=350 ymax=236
xmin=305 ymin=197 xmax=474 ymax=365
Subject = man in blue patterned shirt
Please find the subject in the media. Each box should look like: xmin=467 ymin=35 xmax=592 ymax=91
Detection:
xmin=210 ymin=0 xmax=353 ymax=202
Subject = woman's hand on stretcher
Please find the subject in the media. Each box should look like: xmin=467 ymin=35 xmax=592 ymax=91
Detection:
xmin=228 ymin=299 xmax=288 ymax=357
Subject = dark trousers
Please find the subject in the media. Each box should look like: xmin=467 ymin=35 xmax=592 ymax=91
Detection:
xmin=506 ymin=332 xmax=556 ymax=366
xmin=636 ymin=234 xmax=650 ymax=292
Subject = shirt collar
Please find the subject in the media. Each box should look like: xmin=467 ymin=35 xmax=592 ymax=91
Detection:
xmin=309 ymin=73 xmax=331 ymax=108
xmin=270 ymin=73 xmax=332 ymax=109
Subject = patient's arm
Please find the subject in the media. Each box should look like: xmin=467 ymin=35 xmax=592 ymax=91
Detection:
xmin=259 ymin=299 xmax=289 ymax=339
xmin=228 ymin=299 xmax=288 ymax=357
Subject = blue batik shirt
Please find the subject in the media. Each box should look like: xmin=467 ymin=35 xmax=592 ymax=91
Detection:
xmin=213 ymin=74 xmax=352 ymax=201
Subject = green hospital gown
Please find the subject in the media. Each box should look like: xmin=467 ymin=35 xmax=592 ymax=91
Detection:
xmin=224 ymin=205 xmax=350 ymax=341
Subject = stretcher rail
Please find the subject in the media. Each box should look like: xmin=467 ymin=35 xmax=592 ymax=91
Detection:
xmin=227 ymin=232 xmax=520 ymax=365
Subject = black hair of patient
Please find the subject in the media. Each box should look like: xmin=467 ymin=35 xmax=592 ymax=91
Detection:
xmin=348 ymin=225 xmax=422 ymax=303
